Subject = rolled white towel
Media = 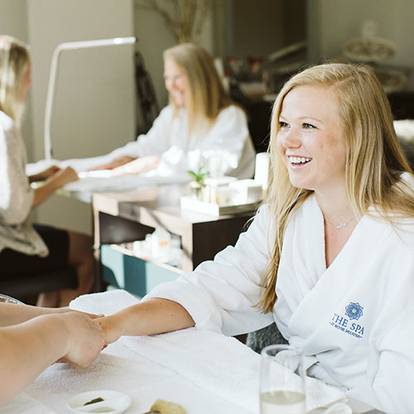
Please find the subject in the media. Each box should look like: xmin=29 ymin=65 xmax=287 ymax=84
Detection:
xmin=393 ymin=119 xmax=414 ymax=143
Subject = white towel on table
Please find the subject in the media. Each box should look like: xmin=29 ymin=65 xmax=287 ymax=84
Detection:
xmin=1 ymin=393 xmax=56 ymax=414
xmin=71 ymin=290 xmax=351 ymax=413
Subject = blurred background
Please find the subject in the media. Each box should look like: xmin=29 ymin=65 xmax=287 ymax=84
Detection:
xmin=2 ymin=0 xmax=414 ymax=232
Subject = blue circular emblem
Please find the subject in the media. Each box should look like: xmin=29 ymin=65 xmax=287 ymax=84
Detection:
xmin=345 ymin=302 xmax=364 ymax=320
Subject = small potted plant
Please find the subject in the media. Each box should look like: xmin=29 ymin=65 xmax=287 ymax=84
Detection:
xmin=188 ymin=168 xmax=208 ymax=200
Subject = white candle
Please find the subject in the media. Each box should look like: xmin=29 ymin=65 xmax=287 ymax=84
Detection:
xmin=254 ymin=152 xmax=270 ymax=190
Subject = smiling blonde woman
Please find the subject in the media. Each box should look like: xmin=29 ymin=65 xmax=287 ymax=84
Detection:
xmin=97 ymin=63 xmax=414 ymax=414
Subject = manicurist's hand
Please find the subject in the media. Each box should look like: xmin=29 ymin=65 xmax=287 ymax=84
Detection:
xmin=32 ymin=166 xmax=78 ymax=207
xmin=60 ymin=312 xmax=105 ymax=367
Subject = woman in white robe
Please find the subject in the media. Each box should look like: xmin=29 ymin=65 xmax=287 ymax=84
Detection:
xmin=0 ymin=36 xmax=95 ymax=307
xmin=94 ymin=43 xmax=255 ymax=179
xmin=97 ymin=63 xmax=414 ymax=413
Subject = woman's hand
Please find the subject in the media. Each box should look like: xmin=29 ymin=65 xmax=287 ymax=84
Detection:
xmin=60 ymin=312 xmax=105 ymax=367
xmin=32 ymin=166 xmax=79 ymax=207
xmin=29 ymin=165 xmax=61 ymax=183
xmin=50 ymin=166 xmax=79 ymax=187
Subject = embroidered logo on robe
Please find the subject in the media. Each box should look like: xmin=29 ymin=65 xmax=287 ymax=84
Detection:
xmin=345 ymin=302 xmax=364 ymax=320
xmin=330 ymin=302 xmax=365 ymax=339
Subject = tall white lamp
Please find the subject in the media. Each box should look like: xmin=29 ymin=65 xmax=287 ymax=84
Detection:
xmin=43 ymin=36 xmax=136 ymax=160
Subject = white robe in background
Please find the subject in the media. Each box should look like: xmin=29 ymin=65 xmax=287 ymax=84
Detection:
xmin=0 ymin=111 xmax=48 ymax=256
xmin=146 ymin=193 xmax=414 ymax=414
xmin=109 ymin=104 xmax=255 ymax=179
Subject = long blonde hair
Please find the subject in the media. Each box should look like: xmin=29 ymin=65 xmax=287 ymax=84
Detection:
xmin=260 ymin=63 xmax=414 ymax=312
xmin=0 ymin=35 xmax=30 ymax=126
xmin=163 ymin=43 xmax=232 ymax=135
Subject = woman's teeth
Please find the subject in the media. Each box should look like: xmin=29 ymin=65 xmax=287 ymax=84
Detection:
xmin=288 ymin=156 xmax=312 ymax=165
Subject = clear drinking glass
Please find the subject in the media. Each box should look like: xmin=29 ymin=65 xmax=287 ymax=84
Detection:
xmin=0 ymin=293 xmax=23 ymax=304
xmin=260 ymin=344 xmax=306 ymax=414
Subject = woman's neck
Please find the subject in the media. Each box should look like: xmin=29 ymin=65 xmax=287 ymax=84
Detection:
xmin=314 ymin=186 xmax=355 ymax=225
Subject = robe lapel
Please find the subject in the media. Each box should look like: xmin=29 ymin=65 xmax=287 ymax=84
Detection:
xmin=274 ymin=195 xmax=388 ymax=343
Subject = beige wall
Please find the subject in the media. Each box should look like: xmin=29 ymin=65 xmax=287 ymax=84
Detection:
xmin=0 ymin=0 xmax=34 ymax=160
xmin=2 ymin=0 xmax=214 ymax=234
xmin=133 ymin=1 xmax=214 ymax=107
xmin=27 ymin=0 xmax=136 ymax=161
xmin=27 ymin=0 xmax=136 ymax=233
xmin=310 ymin=0 xmax=414 ymax=67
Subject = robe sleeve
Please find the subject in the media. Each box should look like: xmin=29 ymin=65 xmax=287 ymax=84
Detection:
xmin=109 ymin=106 xmax=173 ymax=159
xmin=367 ymin=304 xmax=414 ymax=413
xmin=144 ymin=204 xmax=275 ymax=336
xmin=0 ymin=125 xmax=33 ymax=225
xmin=195 ymin=105 xmax=254 ymax=178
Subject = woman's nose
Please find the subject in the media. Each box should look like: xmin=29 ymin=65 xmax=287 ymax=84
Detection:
xmin=282 ymin=128 xmax=302 ymax=148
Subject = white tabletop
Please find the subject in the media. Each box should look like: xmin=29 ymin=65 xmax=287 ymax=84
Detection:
xmin=2 ymin=330 xmax=258 ymax=414
xmin=1 ymin=290 xmax=378 ymax=414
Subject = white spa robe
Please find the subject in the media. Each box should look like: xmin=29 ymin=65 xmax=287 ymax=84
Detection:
xmin=109 ymin=104 xmax=255 ymax=179
xmin=0 ymin=111 xmax=48 ymax=256
xmin=146 ymin=194 xmax=414 ymax=414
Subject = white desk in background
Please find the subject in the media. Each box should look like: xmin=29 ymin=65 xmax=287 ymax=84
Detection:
xmin=26 ymin=157 xmax=190 ymax=204
xmin=2 ymin=290 xmax=381 ymax=414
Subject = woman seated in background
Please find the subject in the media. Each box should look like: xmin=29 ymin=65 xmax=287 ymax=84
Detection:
xmin=0 ymin=301 xmax=104 ymax=404
xmin=97 ymin=63 xmax=414 ymax=413
xmin=94 ymin=42 xmax=255 ymax=179
xmin=0 ymin=36 xmax=95 ymax=307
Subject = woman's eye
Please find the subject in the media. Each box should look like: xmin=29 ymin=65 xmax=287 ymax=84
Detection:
xmin=279 ymin=121 xmax=288 ymax=128
xmin=303 ymin=123 xmax=316 ymax=129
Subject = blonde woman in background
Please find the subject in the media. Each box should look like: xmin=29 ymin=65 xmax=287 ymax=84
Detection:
xmin=94 ymin=43 xmax=255 ymax=178
xmin=97 ymin=63 xmax=414 ymax=413
xmin=0 ymin=36 xmax=95 ymax=307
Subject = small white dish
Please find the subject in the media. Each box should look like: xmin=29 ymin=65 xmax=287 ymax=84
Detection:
xmin=67 ymin=390 xmax=131 ymax=414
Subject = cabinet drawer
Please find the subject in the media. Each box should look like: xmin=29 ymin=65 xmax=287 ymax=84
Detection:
xmin=100 ymin=244 xmax=181 ymax=298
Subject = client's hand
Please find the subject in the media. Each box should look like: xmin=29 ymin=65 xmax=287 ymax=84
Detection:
xmin=60 ymin=312 xmax=105 ymax=368
xmin=96 ymin=315 xmax=123 ymax=345
xmin=29 ymin=165 xmax=61 ymax=183
xmin=51 ymin=166 xmax=79 ymax=188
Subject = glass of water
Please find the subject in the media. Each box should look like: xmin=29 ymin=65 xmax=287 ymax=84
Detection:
xmin=260 ymin=344 xmax=306 ymax=414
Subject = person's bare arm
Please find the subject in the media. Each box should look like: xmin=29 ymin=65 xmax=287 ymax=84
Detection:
xmin=92 ymin=156 xmax=136 ymax=171
xmin=110 ymin=156 xmax=160 ymax=176
xmin=0 ymin=312 xmax=104 ymax=404
xmin=97 ymin=298 xmax=195 ymax=344
xmin=0 ymin=303 xmax=69 ymax=327
xmin=32 ymin=166 xmax=78 ymax=207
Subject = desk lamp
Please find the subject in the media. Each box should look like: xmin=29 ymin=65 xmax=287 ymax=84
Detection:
xmin=43 ymin=36 xmax=136 ymax=160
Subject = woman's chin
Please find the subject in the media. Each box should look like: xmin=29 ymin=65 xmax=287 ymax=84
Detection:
xmin=289 ymin=178 xmax=313 ymax=191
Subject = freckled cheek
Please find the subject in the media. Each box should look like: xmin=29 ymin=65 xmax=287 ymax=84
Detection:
xmin=276 ymin=131 xmax=286 ymax=147
xmin=275 ymin=134 xmax=286 ymax=156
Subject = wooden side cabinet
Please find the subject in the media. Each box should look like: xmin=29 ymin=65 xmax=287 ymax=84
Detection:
xmin=92 ymin=187 xmax=255 ymax=295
